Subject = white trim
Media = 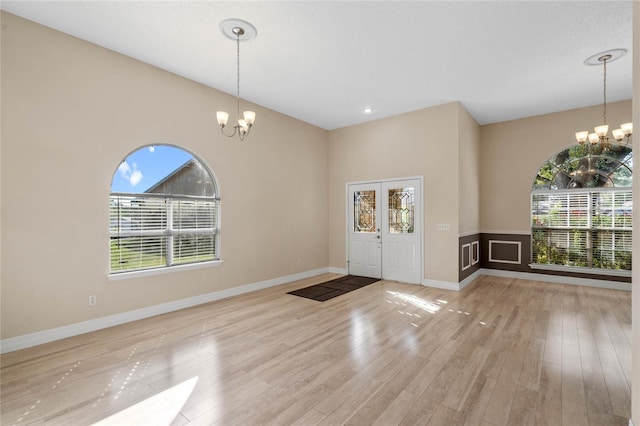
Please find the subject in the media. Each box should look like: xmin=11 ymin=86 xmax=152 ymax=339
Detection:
xmin=481 ymin=230 xmax=531 ymax=235
xmin=0 ymin=267 xmax=330 ymax=354
xmin=346 ymin=175 xmax=424 ymax=186
xmin=422 ymin=270 xmax=482 ymax=292
xmin=488 ymin=240 xmax=521 ymax=264
xmin=471 ymin=241 xmax=480 ymax=265
xmin=422 ymin=270 xmax=481 ymax=291
xmin=329 ymin=267 xmax=348 ymax=275
xmin=532 ymin=186 xmax=632 ymax=195
xmin=629 ymin=419 xmax=634 ymax=426
xmin=460 ymin=269 xmax=482 ymax=290
xmin=461 ymin=243 xmax=471 ymax=271
xmin=422 ymin=267 xmax=629 ymax=293
xmin=479 ymin=268 xmax=631 ymax=291
xmin=458 ymin=230 xmax=481 ymax=238
xmin=422 ymin=278 xmax=463 ymax=291
xmin=109 ymin=260 xmax=223 ymax=281
xmin=529 ymin=263 xmax=632 ymax=277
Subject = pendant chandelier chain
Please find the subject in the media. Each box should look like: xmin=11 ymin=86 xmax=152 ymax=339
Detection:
xmin=602 ymin=56 xmax=607 ymax=125
xmin=236 ymin=30 xmax=241 ymax=120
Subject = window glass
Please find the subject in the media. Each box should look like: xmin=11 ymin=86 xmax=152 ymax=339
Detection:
xmin=388 ymin=187 xmax=414 ymax=233
xmin=354 ymin=190 xmax=376 ymax=233
xmin=533 ymin=144 xmax=632 ymax=190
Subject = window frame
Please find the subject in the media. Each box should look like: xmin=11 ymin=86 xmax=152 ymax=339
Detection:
xmin=530 ymin=187 xmax=632 ymax=276
xmin=109 ymin=146 xmax=222 ymax=279
xmin=530 ymin=142 xmax=633 ymax=276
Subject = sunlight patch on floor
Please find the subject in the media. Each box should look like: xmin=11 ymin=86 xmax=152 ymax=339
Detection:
xmin=92 ymin=376 xmax=198 ymax=426
xmin=386 ymin=291 xmax=442 ymax=314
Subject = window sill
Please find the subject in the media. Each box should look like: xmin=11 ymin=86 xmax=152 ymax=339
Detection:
xmin=529 ymin=263 xmax=631 ymax=278
xmin=108 ymin=260 xmax=223 ymax=282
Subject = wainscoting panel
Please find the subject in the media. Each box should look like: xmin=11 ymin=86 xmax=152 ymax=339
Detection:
xmin=480 ymin=232 xmax=630 ymax=283
xmin=481 ymin=233 xmax=530 ymax=272
xmin=488 ymin=240 xmax=521 ymax=264
xmin=459 ymin=234 xmax=480 ymax=282
xmin=461 ymin=243 xmax=471 ymax=271
xmin=471 ymin=241 xmax=479 ymax=266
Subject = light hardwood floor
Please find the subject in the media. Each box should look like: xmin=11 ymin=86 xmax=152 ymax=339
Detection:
xmin=0 ymin=274 xmax=631 ymax=425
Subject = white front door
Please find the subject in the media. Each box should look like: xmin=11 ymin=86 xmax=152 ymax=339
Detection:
xmin=347 ymin=183 xmax=382 ymax=279
xmin=347 ymin=178 xmax=422 ymax=284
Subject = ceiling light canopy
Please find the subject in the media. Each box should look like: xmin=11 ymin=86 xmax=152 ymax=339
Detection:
xmin=575 ymin=49 xmax=632 ymax=147
xmin=216 ymin=19 xmax=257 ymax=141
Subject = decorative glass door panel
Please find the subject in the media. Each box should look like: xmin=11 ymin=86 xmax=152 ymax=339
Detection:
xmin=354 ymin=190 xmax=377 ymax=233
xmin=388 ymin=187 xmax=414 ymax=234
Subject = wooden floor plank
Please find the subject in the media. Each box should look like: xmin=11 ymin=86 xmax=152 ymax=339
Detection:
xmin=583 ymin=370 xmax=616 ymax=426
xmin=507 ymin=385 xmax=538 ymax=426
xmin=535 ymin=362 xmax=562 ymax=426
xmin=561 ymin=342 xmax=589 ymax=426
xmin=456 ymin=374 xmax=497 ymax=426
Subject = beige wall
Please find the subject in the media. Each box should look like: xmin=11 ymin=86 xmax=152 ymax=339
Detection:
xmin=631 ymin=2 xmax=639 ymax=424
xmin=0 ymin=13 xmax=329 ymax=339
xmin=0 ymin=11 xmax=3 ymax=339
xmin=480 ymin=100 xmax=632 ymax=233
xmin=328 ymin=102 xmax=466 ymax=283
xmin=458 ymin=104 xmax=481 ymax=235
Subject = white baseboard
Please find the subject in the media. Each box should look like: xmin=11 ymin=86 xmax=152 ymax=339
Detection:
xmin=329 ymin=267 xmax=348 ymax=275
xmin=459 ymin=270 xmax=482 ymax=290
xmin=422 ymin=278 xmax=463 ymax=291
xmin=422 ymin=270 xmax=482 ymax=291
xmin=479 ymin=268 xmax=631 ymax=291
xmin=0 ymin=267 xmax=331 ymax=354
xmin=422 ymin=267 xmax=630 ymax=293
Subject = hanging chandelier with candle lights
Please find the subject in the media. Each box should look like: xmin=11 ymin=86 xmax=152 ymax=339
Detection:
xmin=216 ymin=19 xmax=257 ymax=141
xmin=575 ymin=49 xmax=632 ymax=147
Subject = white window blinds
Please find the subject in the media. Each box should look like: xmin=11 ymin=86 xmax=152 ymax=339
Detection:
xmin=110 ymin=194 xmax=219 ymax=273
xmin=531 ymin=189 xmax=632 ymax=271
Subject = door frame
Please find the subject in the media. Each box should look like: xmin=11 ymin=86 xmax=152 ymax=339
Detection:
xmin=345 ymin=175 xmax=424 ymax=284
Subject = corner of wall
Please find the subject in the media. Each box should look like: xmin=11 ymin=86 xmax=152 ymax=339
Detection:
xmin=631 ymin=2 xmax=640 ymax=424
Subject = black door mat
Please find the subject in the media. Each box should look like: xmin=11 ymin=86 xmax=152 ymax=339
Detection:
xmin=287 ymin=275 xmax=380 ymax=302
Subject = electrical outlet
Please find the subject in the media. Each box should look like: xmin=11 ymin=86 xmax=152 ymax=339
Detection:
xmin=89 ymin=295 xmax=97 ymax=306
xmin=437 ymin=223 xmax=451 ymax=231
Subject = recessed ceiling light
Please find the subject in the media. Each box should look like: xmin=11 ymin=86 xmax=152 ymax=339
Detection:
xmin=362 ymin=106 xmax=374 ymax=114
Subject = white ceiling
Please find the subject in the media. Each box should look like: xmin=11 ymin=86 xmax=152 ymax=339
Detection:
xmin=1 ymin=1 xmax=633 ymax=130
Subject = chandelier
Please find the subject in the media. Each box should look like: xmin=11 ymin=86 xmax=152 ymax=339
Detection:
xmin=575 ymin=49 xmax=632 ymax=147
xmin=216 ymin=19 xmax=257 ymax=141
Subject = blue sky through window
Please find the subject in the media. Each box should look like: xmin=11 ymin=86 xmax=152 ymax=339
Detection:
xmin=111 ymin=145 xmax=193 ymax=193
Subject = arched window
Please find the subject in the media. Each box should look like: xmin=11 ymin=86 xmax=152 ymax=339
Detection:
xmin=110 ymin=145 xmax=220 ymax=274
xmin=531 ymin=143 xmax=632 ymax=273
